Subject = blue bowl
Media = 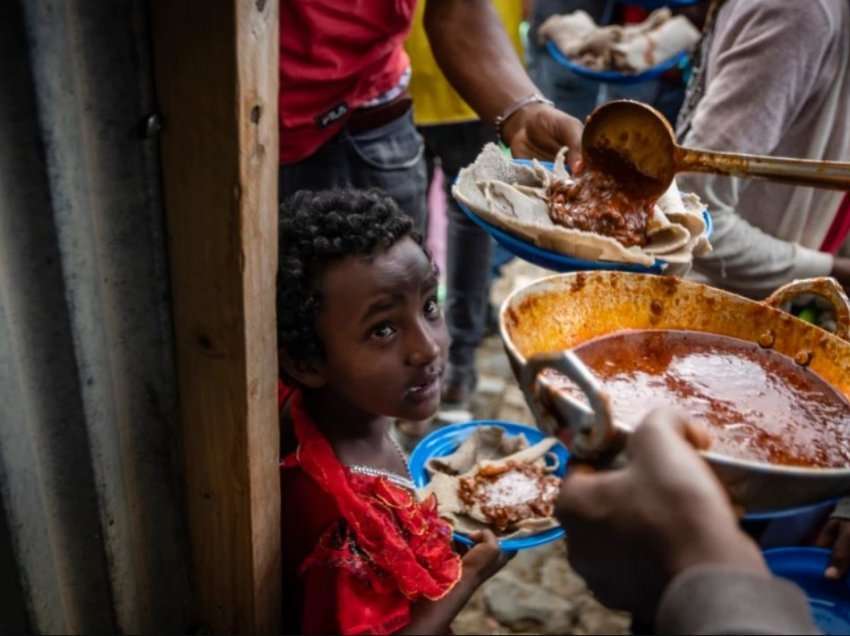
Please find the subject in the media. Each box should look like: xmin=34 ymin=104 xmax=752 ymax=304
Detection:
xmin=456 ymin=159 xmax=712 ymax=274
xmin=546 ymin=40 xmax=690 ymax=85
xmin=632 ymin=0 xmax=700 ymax=8
xmin=744 ymin=498 xmax=838 ymax=523
xmin=764 ymin=548 xmax=850 ymax=635
xmin=408 ymin=420 xmax=569 ymax=551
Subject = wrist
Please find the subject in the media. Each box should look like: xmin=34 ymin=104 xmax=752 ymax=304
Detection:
xmin=499 ymin=100 xmax=554 ymax=148
xmin=664 ymin=525 xmax=768 ymax=580
xmin=460 ymin=561 xmax=484 ymax=587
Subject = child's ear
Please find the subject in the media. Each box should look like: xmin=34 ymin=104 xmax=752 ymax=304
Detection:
xmin=279 ymin=349 xmax=326 ymax=389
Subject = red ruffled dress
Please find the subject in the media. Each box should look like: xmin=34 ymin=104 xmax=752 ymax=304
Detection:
xmin=281 ymin=386 xmax=461 ymax=635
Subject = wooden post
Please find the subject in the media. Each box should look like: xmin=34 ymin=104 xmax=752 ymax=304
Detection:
xmin=150 ymin=1 xmax=280 ymax=633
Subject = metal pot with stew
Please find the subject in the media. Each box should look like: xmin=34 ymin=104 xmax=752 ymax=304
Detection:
xmin=500 ymin=272 xmax=850 ymax=513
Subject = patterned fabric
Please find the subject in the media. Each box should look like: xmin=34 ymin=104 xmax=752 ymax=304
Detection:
xmin=282 ymin=390 xmax=462 ymax=634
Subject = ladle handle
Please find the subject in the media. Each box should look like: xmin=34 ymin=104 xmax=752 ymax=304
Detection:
xmin=520 ymin=350 xmax=626 ymax=462
xmin=675 ymin=147 xmax=850 ymax=191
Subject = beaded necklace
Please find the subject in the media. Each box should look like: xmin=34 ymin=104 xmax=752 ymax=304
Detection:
xmin=348 ymin=431 xmax=416 ymax=491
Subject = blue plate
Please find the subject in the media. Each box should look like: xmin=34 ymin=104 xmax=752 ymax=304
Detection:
xmin=632 ymin=0 xmax=700 ymax=8
xmin=409 ymin=420 xmax=569 ymax=551
xmin=547 ymin=40 xmax=689 ymax=85
xmin=456 ymin=159 xmax=712 ymax=274
xmin=630 ymin=0 xmax=700 ymax=8
xmin=764 ymin=548 xmax=850 ymax=635
xmin=744 ymin=498 xmax=838 ymax=523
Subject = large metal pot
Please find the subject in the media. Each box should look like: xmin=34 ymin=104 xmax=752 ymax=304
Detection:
xmin=500 ymin=271 xmax=850 ymax=513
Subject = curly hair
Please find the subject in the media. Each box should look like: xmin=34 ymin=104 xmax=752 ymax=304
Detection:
xmin=278 ymin=188 xmax=425 ymax=368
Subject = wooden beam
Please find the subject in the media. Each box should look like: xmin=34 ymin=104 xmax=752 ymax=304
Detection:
xmin=150 ymin=1 xmax=280 ymax=633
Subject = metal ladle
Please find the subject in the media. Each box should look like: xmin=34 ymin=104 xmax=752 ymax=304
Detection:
xmin=521 ymin=349 xmax=630 ymax=463
xmin=582 ymin=100 xmax=850 ymax=200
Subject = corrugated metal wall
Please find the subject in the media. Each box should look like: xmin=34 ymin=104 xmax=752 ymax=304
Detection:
xmin=0 ymin=1 xmax=192 ymax=633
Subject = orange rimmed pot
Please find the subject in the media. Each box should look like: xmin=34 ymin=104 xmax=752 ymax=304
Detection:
xmin=500 ymin=271 xmax=850 ymax=513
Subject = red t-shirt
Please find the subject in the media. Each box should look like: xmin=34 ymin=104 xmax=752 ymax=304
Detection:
xmin=279 ymin=0 xmax=416 ymax=164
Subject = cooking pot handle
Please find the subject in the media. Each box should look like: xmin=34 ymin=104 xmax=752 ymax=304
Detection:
xmin=520 ymin=350 xmax=626 ymax=461
xmin=763 ymin=277 xmax=850 ymax=342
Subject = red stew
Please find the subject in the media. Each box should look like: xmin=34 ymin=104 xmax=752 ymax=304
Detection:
xmin=546 ymin=330 xmax=850 ymax=468
xmin=546 ymin=168 xmax=656 ymax=247
xmin=458 ymin=461 xmax=561 ymax=534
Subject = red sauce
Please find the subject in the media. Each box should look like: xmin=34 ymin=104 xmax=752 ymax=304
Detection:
xmin=458 ymin=461 xmax=560 ymax=534
xmin=546 ymin=330 xmax=850 ymax=468
xmin=546 ymin=169 xmax=655 ymax=247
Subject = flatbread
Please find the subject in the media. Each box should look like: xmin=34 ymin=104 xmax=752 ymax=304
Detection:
xmin=643 ymin=206 xmax=691 ymax=255
xmin=537 ymin=10 xmax=598 ymax=53
xmin=452 ymin=143 xmax=712 ymax=270
xmin=613 ymin=16 xmax=701 ymax=73
xmin=421 ymin=426 xmax=562 ymax=539
xmin=540 ymin=7 xmax=700 ymax=74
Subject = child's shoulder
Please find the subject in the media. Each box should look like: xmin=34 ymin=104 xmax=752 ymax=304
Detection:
xmin=282 ymin=462 xmax=342 ymax=570
xmin=280 ymin=389 xmax=343 ymax=559
xmin=282 ymin=455 xmax=339 ymax=526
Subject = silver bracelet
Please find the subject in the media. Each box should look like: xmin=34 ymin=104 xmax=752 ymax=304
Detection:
xmin=494 ymin=93 xmax=555 ymax=145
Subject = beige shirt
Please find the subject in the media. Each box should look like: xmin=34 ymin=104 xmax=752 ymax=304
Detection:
xmin=678 ymin=0 xmax=850 ymax=298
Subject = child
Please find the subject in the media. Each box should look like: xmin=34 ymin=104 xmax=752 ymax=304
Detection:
xmin=279 ymin=189 xmax=511 ymax=635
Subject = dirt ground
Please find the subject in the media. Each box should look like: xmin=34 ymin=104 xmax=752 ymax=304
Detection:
xmin=405 ymin=259 xmax=632 ymax=635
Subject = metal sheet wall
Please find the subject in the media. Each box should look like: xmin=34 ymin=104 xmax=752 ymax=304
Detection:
xmin=0 ymin=1 xmax=192 ymax=632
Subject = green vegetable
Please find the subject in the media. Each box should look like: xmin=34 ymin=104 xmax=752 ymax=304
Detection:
xmin=798 ymin=307 xmax=818 ymax=324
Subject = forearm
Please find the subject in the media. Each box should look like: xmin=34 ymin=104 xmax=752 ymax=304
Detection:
xmin=656 ymin=565 xmax=818 ymax=635
xmin=396 ymin=570 xmax=480 ymax=635
xmin=424 ymin=0 xmax=538 ymax=124
xmin=680 ymin=174 xmax=833 ymax=297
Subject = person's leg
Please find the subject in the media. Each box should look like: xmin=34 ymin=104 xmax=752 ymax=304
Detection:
xmin=280 ymin=108 xmax=428 ymax=234
xmin=528 ymin=0 xmax=605 ymax=122
xmin=279 ymin=134 xmax=353 ymax=202
xmin=606 ymin=80 xmax=663 ymax=110
xmin=532 ymin=51 xmax=600 ymax=121
xmin=428 ymin=120 xmax=498 ymax=406
xmin=343 ymin=107 xmax=428 ymax=233
xmin=650 ymin=77 xmax=687 ymax=127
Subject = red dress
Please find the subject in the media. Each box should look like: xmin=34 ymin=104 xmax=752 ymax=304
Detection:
xmin=281 ymin=389 xmax=461 ymax=635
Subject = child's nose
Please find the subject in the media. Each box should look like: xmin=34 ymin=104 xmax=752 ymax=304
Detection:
xmin=407 ymin=322 xmax=440 ymax=367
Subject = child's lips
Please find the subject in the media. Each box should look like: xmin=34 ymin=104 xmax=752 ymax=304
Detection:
xmin=405 ymin=374 xmax=441 ymax=403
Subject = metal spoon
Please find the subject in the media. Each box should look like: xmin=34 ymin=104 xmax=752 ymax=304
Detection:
xmin=581 ymin=100 xmax=850 ymax=200
xmin=521 ymin=349 xmax=629 ymax=463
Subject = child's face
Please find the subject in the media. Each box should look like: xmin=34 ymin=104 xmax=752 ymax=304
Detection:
xmin=313 ymin=237 xmax=448 ymax=422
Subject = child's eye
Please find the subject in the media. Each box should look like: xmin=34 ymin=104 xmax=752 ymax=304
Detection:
xmin=424 ymin=297 xmax=441 ymax=319
xmin=371 ymin=322 xmax=397 ymax=340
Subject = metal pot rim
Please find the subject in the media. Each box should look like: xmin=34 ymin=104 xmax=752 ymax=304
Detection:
xmin=499 ymin=271 xmax=850 ymax=479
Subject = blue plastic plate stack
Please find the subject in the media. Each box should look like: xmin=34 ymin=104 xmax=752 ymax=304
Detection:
xmin=764 ymin=548 xmax=850 ymax=635
xmin=546 ymin=40 xmax=689 ymax=86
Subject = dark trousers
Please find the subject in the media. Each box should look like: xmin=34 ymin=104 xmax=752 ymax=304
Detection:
xmin=279 ymin=108 xmax=428 ymax=232
xmin=422 ymin=120 xmax=497 ymax=384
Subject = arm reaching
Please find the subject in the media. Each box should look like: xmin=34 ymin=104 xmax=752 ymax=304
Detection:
xmin=424 ymin=0 xmax=583 ymax=168
xmin=555 ymin=409 xmax=819 ymax=633
xmin=397 ymin=530 xmax=513 ymax=634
